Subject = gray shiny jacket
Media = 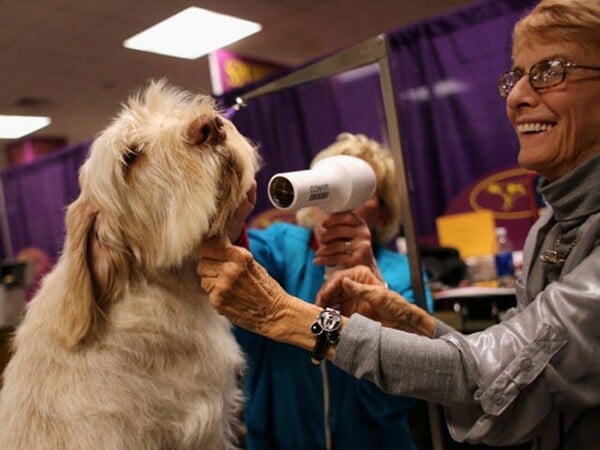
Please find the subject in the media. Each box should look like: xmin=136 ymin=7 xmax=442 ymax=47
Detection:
xmin=443 ymin=206 xmax=600 ymax=449
xmin=334 ymin=154 xmax=600 ymax=450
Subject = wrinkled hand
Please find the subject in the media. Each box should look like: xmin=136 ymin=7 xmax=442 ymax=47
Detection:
xmin=313 ymin=211 xmax=383 ymax=280
xmin=315 ymin=266 xmax=394 ymax=324
xmin=198 ymin=237 xmax=292 ymax=339
xmin=316 ymin=266 xmax=435 ymax=337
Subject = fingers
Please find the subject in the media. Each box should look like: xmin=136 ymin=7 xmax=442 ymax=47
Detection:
xmin=313 ymin=238 xmax=355 ymax=267
xmin=198 ymin=238 xmax=253 ymax=301
xmin=321 ymin=211 xmax=362 ymax=228
xmin=314 ymin=238 xmax=369 ymax=259
xmin=199 ymin=237 xmax=252 ymax=263
xmin=315 ymin=265 xmax=377 ymax=307
xmin=319 ymin=211 xmax=370 ymax=243
xmin=199 ymin=236 xmax=231 ymax=259
xmin=341 ymin=277 xmax=371 ymax=296
xmin=314 ymin=211 xmax=374 ymax=268
xmin=318 ymin=223 xmax=371 ymax=246
xmin=314 ymin=221 xmax=372 ymax=261
xmin=315 ymin=278 xmax=343 ymax=308
xmin=197 ymin=237 xmax=300 ymax=342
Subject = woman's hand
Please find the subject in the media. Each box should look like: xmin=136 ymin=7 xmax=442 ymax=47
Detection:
xmin=313 ymin=211 xmax=384 ymax=281
xmin=198 ymin=238 xmax=324 ymax=348
xmin=316 ymin=266 xmax=435 ymax=337
xmin=198 ymin=237 xmax=289 ymax=337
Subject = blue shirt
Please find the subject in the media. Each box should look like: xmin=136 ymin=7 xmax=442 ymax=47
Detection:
xmin=237 ymin=222 xmax=433 ymax=450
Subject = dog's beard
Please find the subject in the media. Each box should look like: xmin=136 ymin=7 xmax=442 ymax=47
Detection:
xmin=206 ymin=152 xmax=246 ymax=239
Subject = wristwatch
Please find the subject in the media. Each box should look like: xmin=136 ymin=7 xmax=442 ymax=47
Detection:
xmin=310 ymin=307 xmax=342 ymax=365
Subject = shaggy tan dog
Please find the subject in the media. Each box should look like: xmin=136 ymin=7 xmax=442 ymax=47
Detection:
xmin=0 ymin=80 xmax=259 ymax=450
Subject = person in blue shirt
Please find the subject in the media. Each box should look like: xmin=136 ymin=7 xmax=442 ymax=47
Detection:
xmin=236 ymin=133 xmax=434 ymax=450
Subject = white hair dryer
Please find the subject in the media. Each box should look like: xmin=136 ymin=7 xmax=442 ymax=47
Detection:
xmin=267 ymin=155 xmax=376 ymax=213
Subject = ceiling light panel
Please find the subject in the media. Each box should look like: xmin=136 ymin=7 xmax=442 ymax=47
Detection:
xmin=123 ymin=7 xmax=262 ymax=60
xmin=0 ymin=115 xmax=51 ymax=139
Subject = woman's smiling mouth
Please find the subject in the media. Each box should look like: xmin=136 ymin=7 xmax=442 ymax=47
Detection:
xmin=516 ymin=122 xmax=557 ymax=134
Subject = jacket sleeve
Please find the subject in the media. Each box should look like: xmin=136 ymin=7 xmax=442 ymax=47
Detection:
xmin=334 ymin=314 xmax=478 ymax=407
xmin=441 ymin=245 xmax=600 ymax=444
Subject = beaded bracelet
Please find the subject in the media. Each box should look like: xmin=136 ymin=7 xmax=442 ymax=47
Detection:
xmin=310 ymin=307 xmax=342 ymax=365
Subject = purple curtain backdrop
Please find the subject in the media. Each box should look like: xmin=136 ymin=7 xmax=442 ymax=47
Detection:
xmin=387 ymin=0 xmax=536 ymax=241
xmin=1 ymin=142 xmax=90 ymax=260
xmin=0 ymin=0 xmax=536 ymax=261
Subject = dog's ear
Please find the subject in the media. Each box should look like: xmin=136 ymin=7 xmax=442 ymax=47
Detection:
xmin=51 ymin=198 xmax=129 ymax=350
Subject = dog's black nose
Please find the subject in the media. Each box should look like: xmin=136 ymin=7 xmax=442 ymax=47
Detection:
xmin=188 ymin=115 xmax=226 ymax=146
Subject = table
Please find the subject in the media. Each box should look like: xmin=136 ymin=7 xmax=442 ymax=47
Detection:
xmin=433 ymin=286 xmax=517 ymax=333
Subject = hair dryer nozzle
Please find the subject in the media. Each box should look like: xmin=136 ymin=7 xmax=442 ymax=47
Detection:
xmin=269 ymin=176 xmax=295 ymax=208
xmin=267 ymin=155 xmax=376 ymax=213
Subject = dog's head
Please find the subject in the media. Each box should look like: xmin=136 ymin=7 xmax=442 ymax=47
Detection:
xmin=54 ymin=80 xmax=260 ymax=349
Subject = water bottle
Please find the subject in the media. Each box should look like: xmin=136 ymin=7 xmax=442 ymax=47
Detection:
xmin=494 ymin=227 xmax=515 ymax=287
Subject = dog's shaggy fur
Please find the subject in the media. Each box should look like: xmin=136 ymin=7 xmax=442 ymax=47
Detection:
xmin=0 ymin=80 xmax=259 ymax=450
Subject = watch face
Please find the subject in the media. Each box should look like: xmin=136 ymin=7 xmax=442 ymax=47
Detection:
xmin=319 ymin=309 xmax=341 ymax=332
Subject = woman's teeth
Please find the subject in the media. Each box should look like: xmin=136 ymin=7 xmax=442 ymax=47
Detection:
xmin=517 ymin=122 xmax=556 ymax=134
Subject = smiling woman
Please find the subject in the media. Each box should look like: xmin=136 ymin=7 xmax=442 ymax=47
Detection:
xmin=503 ymin=0 xmax=600 ymax=182
xmin=504 ymin=40 xmax=600 ymax=181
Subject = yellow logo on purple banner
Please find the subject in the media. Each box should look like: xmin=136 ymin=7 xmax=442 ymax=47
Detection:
xmin=468 ymin=167 xmax=538 ymax=219
xmin=209 ymin=49 xmax=286 ymax=95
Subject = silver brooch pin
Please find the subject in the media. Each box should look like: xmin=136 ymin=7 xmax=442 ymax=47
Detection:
xmin=539 ymin=238 xmax=576 ymax=265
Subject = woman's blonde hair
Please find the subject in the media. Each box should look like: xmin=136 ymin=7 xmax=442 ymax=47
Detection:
xmin=513 ymin=0 xmax=600 ymax=62
xmin=295 ymin=132 xmax=402 ymax=245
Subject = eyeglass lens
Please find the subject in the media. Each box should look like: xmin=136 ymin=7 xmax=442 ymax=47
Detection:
xmin=499 ymin=59 xmax=567 ymax=98
xmin=530 ymin=59 xmax=565 ymax=87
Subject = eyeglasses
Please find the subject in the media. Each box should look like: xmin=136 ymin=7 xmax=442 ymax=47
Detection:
xmin=498 ymin=58 xmax=600 ymax=99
